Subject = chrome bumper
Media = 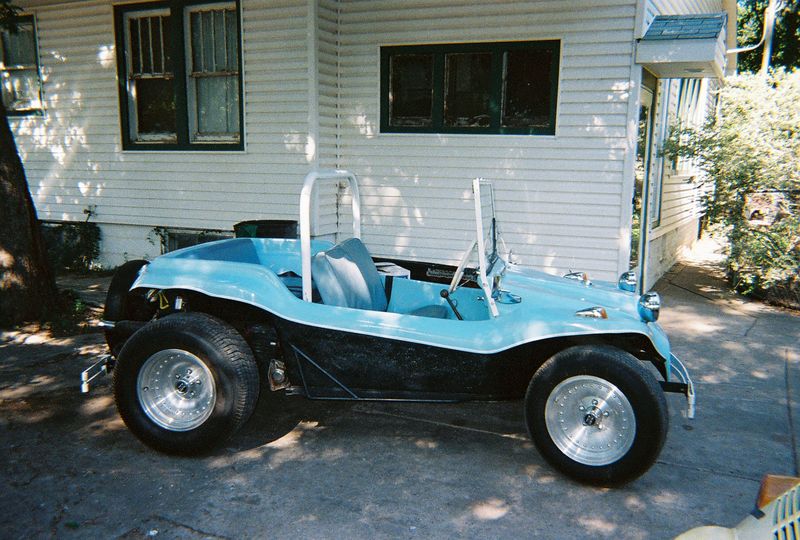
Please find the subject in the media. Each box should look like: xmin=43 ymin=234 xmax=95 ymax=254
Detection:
xmin=80 ymin=354 xmax=114 ymax=393
xmin=667 ymin=353 xmax=696 ymax=419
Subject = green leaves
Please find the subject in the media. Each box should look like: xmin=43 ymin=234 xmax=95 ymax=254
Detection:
xmin=663 ymin=69 xmax=799 ymax=306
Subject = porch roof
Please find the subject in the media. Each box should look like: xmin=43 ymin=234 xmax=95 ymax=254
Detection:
xmin=636 ymin=13 xmax=728 ymax=79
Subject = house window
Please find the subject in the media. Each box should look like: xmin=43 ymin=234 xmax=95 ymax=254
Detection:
xmin=381 ymin=41 xmax=560 ymax=135
xmin=0 ymin=15 xmax=43 ymax=116
xmin=114 ymin=1 xmax=242 ymax=150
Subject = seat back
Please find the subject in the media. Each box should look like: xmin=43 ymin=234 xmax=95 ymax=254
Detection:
xmin=311 ymin=238 xmax=388 ymax=311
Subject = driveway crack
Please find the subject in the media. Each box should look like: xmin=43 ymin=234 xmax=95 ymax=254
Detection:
xmin=151 ymin=516 xmax=231 ymax=540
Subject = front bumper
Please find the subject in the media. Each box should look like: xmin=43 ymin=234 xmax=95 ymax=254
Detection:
xmin=660 ymin=353 xmax=696 ymax=419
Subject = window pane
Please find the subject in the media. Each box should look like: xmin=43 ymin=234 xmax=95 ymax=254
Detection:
xmin=2 ymin=24 xmax=36 ymax=66
xmin=389 ymin=53 xmax=433 ymax=127
xmin=140 ymin=19 xmax=152 ymax=73
xmin=213 ymin=11 xmax=226 ymax=70
xmin=444 ymin=52 xmax=491 ymax=128
xmin=129 ymin=19 xmax=141 ymax=73
xmin=134 ymin=78 xmax=176 ymax=139
xmin=225 ymin=10 xmax=238 ymax=70
xmin=501 ymin=49 xmax=554 ymax=129
xmin=195 ymin=75 xmax=238 ymax=137
xmin=151 ymin=17 xmax=164 ymax=73
xmin=129 ymin=15 xmax=172 ymax=75
xmin=1 ymin=69 xmax=40 ymax=110
xmin=202 ymin=11 xmax=214 ymax=71
xmin=191 ymin=11 xmax=203 ymax=71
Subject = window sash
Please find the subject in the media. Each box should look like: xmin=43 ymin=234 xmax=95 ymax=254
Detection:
xmin=185 ymin=3 xmax=239 ymax=142
xmin=0 ymin=16 xmax=43 ymax=115
xmin=381 ymin=41 xmax=560 ymax=135
xmin=124 ymin=8 xmax=176 ymax=142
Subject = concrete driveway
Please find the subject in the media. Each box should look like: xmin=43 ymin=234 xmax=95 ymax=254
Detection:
xmin=1 ymin=245 xmax=798 ymax=539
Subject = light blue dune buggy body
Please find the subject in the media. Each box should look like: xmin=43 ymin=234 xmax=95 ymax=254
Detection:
xmin=81 ymin=169 xmax=696 ymax=485
xmin=123 ymin=170 xmax=693 ymax=412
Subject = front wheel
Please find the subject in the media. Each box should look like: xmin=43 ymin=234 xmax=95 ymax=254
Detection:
xmin=525 ymin=346 xmax=668 ymax=486
xmin=113 ymin=312 xmax=260 ymax=455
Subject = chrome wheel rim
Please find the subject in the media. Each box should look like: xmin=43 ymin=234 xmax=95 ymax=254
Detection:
xmin=137 ymin=349 xmax=216 ymax=432
xmin=544 ymin=375 xmax=636 ymax=466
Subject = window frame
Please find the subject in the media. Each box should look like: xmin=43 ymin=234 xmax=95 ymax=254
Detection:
xmin=114 ymin=0 xmax=244 ymax=151
xmin=0 ymin=14 xmax=44 ymax=117
xmin=380 ymin=40 xmax=560 ymax=136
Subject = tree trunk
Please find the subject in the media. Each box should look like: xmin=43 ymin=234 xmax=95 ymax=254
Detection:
xmin=0 ymin=104 xmax=58 ymax=326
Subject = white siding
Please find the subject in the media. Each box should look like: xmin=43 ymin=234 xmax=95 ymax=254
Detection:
xmin=648 ymin=0 xmax=722 ymax=15
xmin=317 ymin=0 xmax=339 ymax=169
xmin=314 ymin=0 xmax=343 ymax=239
xmin=14 ymin=0 xmax=726 ymax=280
xmin=336 ymin=0 xmax=639 ymax=280
xmin=14 ymin=0 xmax=315 ymax=264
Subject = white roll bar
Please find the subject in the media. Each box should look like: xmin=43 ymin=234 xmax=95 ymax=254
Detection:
xmin=300 ymin=169 xmax=361 ymax=302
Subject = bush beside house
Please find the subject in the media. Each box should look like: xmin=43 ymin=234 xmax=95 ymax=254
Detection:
xmin=665 ymin=69 xmax=800 ymax=308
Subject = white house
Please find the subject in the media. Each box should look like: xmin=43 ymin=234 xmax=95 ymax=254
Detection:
xmin=5 ymin=0 xmax=737 ymax=288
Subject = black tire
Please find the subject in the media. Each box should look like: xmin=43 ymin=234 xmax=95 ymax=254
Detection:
xmin=113 ymin=312 xmax=260 ymax=455
xmin=524 ymin=345 xmax=668 ymax=486
xmin=104 ymin=259 xmax=150 ymax=357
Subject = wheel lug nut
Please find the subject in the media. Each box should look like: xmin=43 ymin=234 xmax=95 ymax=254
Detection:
xmin=592 ymin=399 xmax=598 ymax=405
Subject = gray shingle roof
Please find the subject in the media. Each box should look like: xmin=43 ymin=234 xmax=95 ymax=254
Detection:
xmin=642 ymin=13 xmax=727 ymax=41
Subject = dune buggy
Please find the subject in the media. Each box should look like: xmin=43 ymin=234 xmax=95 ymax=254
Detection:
xmin=83 ymin=170 xmax=694 ymax=485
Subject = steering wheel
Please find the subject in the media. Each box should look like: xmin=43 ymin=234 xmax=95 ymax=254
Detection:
xmin=448 ymin=239 xmax=478 ymax=293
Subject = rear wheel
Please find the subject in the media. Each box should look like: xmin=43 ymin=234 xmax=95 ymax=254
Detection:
xmin=113 ymin=312 xmax=260 ymax=454
xmin=525 ymin=345 xmax=668 ymax=485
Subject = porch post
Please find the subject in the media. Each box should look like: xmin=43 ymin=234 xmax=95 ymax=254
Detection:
xmin=637 ymin=78 xmax=670 ymax=294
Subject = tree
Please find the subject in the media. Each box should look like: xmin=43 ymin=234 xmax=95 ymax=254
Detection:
xmin=664 ymin=70 xmax=800 ymax=307
xmin=737 ymin=0 xmax=800 ymax=72
xmin=0 ymin=1 xmax=59 ymax=326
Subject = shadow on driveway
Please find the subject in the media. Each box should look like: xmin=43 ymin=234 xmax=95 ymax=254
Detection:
xmin=1 ymin=247 xmax=797 ymax=539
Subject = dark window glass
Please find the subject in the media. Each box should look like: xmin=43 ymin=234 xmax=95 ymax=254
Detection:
xmin=381 ymin=41 xmax=559 ymax=135
xmin=389 ymin=53 xmax=433 ymax=127
xmin=135 ymin=78 xmax=177 ymax=138
xmin=444 ymin=52 xmax=491 ymax=128
xmin=2 ymin=26 xmax=36 ymax=66
xmin=501 ymin=49 xmax=554 ymax=129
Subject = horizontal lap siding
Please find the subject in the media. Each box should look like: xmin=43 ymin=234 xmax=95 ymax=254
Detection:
xmin=14 ymin=0 xmax=313 ymax=232
xmin=315 ymin=0 xmax=341 ymax=238
xmin=337 ymin=0 xmax=637 ymax=279
xmin=648 ymin=0 xmax=722 ymax=16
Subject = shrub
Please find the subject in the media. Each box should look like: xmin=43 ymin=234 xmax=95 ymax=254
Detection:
xmin=664 ymin=69 xmax=799 ymax=308
xmin=42 ymin=221 xmax=102 ymax=273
